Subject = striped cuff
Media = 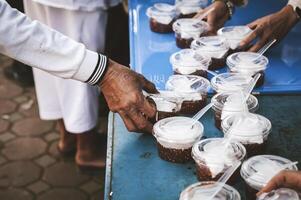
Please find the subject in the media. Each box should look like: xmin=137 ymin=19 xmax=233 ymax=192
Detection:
xmin=85 ymin=54 xmax=108 ymax=85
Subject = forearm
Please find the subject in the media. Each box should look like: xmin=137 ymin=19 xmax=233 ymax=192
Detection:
xmin=0 ymin=0 xmax=107 ymax=85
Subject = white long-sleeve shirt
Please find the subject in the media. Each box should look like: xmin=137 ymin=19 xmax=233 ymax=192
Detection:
xmin=0 ymin=0 xmax=106 ymax=85
xmin=31 ymin=0 xmax=121 ymax=11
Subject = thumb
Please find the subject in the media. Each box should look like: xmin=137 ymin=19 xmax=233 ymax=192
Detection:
xmin=137 ymin=74 xmax=158 ymax=94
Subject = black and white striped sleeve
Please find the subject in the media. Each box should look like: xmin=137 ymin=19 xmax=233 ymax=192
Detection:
xmin=85 ymin=54 xmax=108 ymax=85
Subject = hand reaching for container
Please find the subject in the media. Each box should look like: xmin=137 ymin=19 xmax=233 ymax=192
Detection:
xmin=240 ymin=5 xmax=299 ymax=52
xmin=194 ymin=1 xmax=230 ymax=35
xmin=99 ymin=60 xmax=158 ymax=134
xmin=257 ymin=170 xmax=301 ymax=196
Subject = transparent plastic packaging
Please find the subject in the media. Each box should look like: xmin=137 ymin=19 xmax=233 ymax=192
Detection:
xmin=175 ymin=0 xmax=208 ymax=18
xmin=257 ymin=188 xmax=300 ymax=200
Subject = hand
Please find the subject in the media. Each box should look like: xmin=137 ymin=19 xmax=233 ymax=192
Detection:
xmin=240 ymin=5 xmax=299 ymax=52
xmin=257 ymin=170 xmax=301 ymax=196
xmin=194 ymin=1 xmax=230 ymax=35
xmin=99 ymin=60 xmax=158 ymax=133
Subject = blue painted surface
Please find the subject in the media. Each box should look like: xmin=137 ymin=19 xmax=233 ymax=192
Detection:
xmin=129 ymin=0 xmax=301 ymax=94
xmin=105 ymin=95 xmax=301 ymax=200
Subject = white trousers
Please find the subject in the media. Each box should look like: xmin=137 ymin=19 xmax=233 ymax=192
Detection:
xmin=24 ymin=0 xmax=108 ymax=133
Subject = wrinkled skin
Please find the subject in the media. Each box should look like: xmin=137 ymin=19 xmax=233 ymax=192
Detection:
xmin=99 ymin=60 xmax=158 ymax=133
xmin=194 ymin=1 xmax=230 ymax=35
xmin=240 ymin=5 xmax=299 ymax=52
xmin=257 ymin=170 xmax=301 ymax=196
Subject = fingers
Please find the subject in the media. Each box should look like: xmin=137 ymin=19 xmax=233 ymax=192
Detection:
xmin=119 ymin=111 xmax=138 ymax=132
xmin=127 ymin=107 xmax=154 ymax=133
xmin=248 ymin=37 xmax=269 ymax=52
xmin=239 ymin=27 xmax=260 ymax=49
xmin=193 ymin=7 xmax=207 ymax=19
xmin=138 ymin=74 xmax=158 ymax=94
xmin=139 ymin=96 xmax=157 ymax=119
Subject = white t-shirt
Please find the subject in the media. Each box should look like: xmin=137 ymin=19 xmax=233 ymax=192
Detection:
xmin=31 ymin=0 xmax=121 ymax=11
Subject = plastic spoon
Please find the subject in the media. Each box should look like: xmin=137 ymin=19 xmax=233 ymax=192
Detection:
xmin=243 ymin=73 xmax=261 ymax=103
xmin=207 ymin=161 xmax=242 ymax=200
xmin=191 ymin=102 xmax=214 ymax=127
xmin=257 ymin=39 xmax=277 ymax=57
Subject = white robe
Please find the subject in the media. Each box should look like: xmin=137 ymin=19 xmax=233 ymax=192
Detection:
xmin=24 ymin=0 xmax=111 ymax=133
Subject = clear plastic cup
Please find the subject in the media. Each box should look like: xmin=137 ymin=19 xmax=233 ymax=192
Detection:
xmin=217 ymin=26 xmax=252 ymax=50
xmin=192 ymin=138 xmax=246 ymax=184
xmin=175 ymin=0 xmax=208 ymax=18
xmin=211 ymin=92 xmax=259 ymax=130
xmin=170 ymin=49 xmax=211 ymax=78
xmin=257 ymin=188 xmax=300 ymax=200
xmin=222 ymin=113 xmax=271 ymax=157
xmin=146 ymin=3 xmax=179 ymax=33
xmin=227 ymin=52 xmax=269 ymax=88
xmin=165 ymin=75 xmax=210 ymax=114
xmin=173 ymin=18 xmax=209 ymax=49
xmin=191 ymin=36 xmax=230 ymax=70
xmin=211 ymin=72 xmax=253 ymax=93
xmin=179 ymin=181 xmax=241 ymax=200
xmin=241 ymin=155 xmax=298 ymax=200
xmin=153 ymin=116 xmax=204 ymax=163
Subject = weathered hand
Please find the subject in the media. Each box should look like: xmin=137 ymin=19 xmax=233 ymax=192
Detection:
xmin=240 ymin=5 xmax=299 ymax=52
xmin=257 ymin=170 xmax=301 ymax=196
xmin=194 ymin=1 xmax=230 ymax=35
xmin=99 ymin=60 xmax=158 ymax=133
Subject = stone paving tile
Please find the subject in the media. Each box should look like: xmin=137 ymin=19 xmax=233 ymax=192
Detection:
xmin=14 ymin=95 xmax=29 ymax=104
xmin=0 ymin=156 xmax=7 ymax=166
xmin=0 ymin=79 xmax=23 ymax=99
xmin=38 ymin=188 xmax=88 ymax=200
xmin=92 ymin=190 xmax=104 ymax=200
xmin=3 ymin=137 xmax=47 ymax=161
xmin=0 ymin=161 xmax=41 ymax=187
xmin=27 ymin=180 xmax=50 ymax=194
xmin=0 ymin=132 xmax=15 ymax=142
xmin=43 ymin=162 xmax=90 ymax=187
xmin=44 ymin=132 xmax=60 ymax=142
xmin=48 ymin=140 xmax=61 ymax=158
xmin=12 ymin=117 xmax=53 ymax=136
xmin=0 ymin=188 xmax=33 ymax=200
xmin=80 ymin=180 xmax=102 ymax=194
xmin=7 ymin=112 xmax=24 ymax=122
xmin=0 ymin=119 xmax=9 ymax=133
xmin=35 ymin=155 xmax=57 ymax=168
xmin=0 ymin=99 xmax=17 ymax=115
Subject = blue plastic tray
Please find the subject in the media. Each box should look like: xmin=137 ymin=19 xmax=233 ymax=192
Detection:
xmin=129 ymin=0 xmax=301 ymax=94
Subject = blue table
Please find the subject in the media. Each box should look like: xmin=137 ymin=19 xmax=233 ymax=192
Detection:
xmin=129 ymin=0 xmax=301 ymax=94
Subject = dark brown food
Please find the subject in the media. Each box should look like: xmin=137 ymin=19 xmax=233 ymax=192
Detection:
xmin=180 ymin=98 xmax=207 ymax=115
xmin=149 ymin=18 xmax=174 ymax=33
xmin=195 ymin=162 xmax=240 ymax=185
xmin=244 ymin=182 xmax=258 ymax=200
xmin=209 ymin=56 xmax=227 ymax=70
xmin=213 ymin=110 xmax=222 ymax=130
xmin=176 ymin=32 xmax=207 ymax=49
xmin=174 ymin=69 xmax=208 ymax=78
xmin=244 ymin=140 xmax=267 ymax=158
xmin=178 ymin=12 xmax=197 ymax=19
xmin=157 ymin=142 xmax=192 ymax=163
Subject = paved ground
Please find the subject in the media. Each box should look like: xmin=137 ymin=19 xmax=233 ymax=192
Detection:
xmin=0 ymin=55 xmax=105 ymax=200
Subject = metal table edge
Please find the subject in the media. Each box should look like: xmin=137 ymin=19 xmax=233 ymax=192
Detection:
xmin=104 ymin=112 xmax=115 ymax=200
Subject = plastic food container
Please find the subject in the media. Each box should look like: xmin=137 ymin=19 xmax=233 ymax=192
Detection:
xmin=222 ymin=113 xmax=272 ymax=157
xmin=170 ymin=49 xmax=211 ymax=78
xmin=173 ymin=18 xmax=209 ymax=48
xmin=227 ymin=52 xmax=269 ymax=88
xmin=179 ymin=181 xmax=241 ymax=200
xmin=241 ymin=155 xmax=298 ymax=200
xmin=191 ymin=36 xmax=230 ymax=70
xmin=165 ymin=75 xmax=210 ymax=114
xmin=192 ymin=138 xmax=246 ymax=184
xmin=211 ymin=72 xmax=253 ymax=93
xmin=175 ymin=0 xmax=208 ymax=18
xmin=153 ymin=116 xmax=204 ymax=163
xmin=217 ymin=26 xmax=252 ymax=50
xmin=146 ymin=3 xmax=179 ymax=33
xmin=211 ymin=92 xmax=258 ymax=130
xmin=257 ymin=188 xmax=300 ymax=200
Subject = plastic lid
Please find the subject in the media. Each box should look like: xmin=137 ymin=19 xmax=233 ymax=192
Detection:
xmin=192 ymin=138 xmax=246 ymax=178
xmin=146 ymin=3 xmax=178 ymax=24
xmin=211 ymin=72 xmax=253 ymax=93
xmin=153 ymin=117 xmax=203 ymax=148
xmin=218 ymin=26 xmax=252 ymax=39
xmin=173 ymin=18 xmax=209 ymax=36
xmin=191 ymin=36 xmax=229 ymax=59
xmin=211 ymin=92 xmax=258 ymax=113
xmin=227 ymin=52 xmax=269 ymax=73
xmin=166 ymin=75 xmax=210 ymax=93
xmin=257 ymin=188 xmax=300 ymax=200
xmin=170 ymin=49 xmax=211 ymax=72
xmin=179 ymin=181 xmax=241 ymax=200
xmin=240 ymin=155 xmax=298 ymax=191
xmin=222 ymin=112 xmax=272 ymax=139
xmin=175 ymin=0 xmax=207 ymax=14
